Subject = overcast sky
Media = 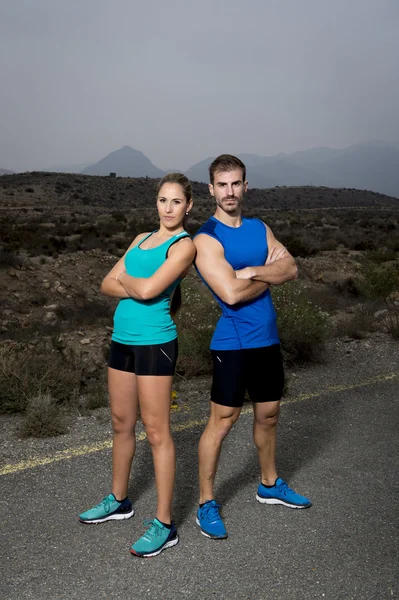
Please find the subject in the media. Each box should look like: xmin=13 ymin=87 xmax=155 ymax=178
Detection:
xmin=0 ymin=0 xmax=398 ymax=172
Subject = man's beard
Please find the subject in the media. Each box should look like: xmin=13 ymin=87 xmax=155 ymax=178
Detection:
xmin=219 ymin=196 xmax=241 ymax=211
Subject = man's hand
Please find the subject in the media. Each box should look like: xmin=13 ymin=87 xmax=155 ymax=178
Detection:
xmin=194 ymin=234 xmax=268 ymax=305
xmin=266 ymin=246 xmax=288 ymax=264
xmin=236 ymin=247 xmax=288 ymax=280
xmin=235 ymin=224 xmax=297 ymax=286
xmin=235 ymin=267 xmax=256 ymax=280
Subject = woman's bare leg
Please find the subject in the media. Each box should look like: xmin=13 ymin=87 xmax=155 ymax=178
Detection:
xmin=108 ymin=367 xmax=138 ymax=500
xmin=137 ymin=375 xmax=174 ymax=524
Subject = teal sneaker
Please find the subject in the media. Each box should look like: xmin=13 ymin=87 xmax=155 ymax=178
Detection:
xmin=130 ymin=518 xmax=179 ymax=558
xmin=256 ymin=478 xmax=312 ymax=509
xmin=196 ymin=500 xmax=228 ymax=539
xmin=78 ymin=493 xmax=134 ymax=524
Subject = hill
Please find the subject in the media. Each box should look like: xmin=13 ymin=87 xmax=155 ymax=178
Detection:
xmin=0 ymin=168 xmax=14 ymax=176
xmin=1 ymin=171 xmax=398 ymax=214
xmin=81 ymin=146 xmax=165 ymax=178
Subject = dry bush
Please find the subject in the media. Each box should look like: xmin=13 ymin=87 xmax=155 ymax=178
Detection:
xmin=383 ymin=300 xmax=399 ymax=340
xmin=272 ymin=282 xmax=329 ymax=364
xmin=0 ymin=342 xmax=82 ymax=413
xmin=0 ymin=249 xmax=25 ymax=269
xmin=174 ymin=275 xmax=219 ymax=377
xmin=358 ymin=263 xmax=399 ymax=300
xmin=18 ymin=392 xmax=69 ymax=438
xmin=365 ymin=248 xmax=397 ymax=264
xmin=79 ymin=370 xmax=109 ymax=413
xmin=332 ymin=303 xmax=376 ymax=339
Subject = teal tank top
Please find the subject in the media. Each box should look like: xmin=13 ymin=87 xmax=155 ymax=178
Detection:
xmin=112 ymin=231 xmax=190 ymax=345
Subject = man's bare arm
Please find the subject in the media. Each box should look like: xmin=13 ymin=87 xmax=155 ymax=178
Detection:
xmin=194 ymin=234 xmax=268 ymax=305
xmin=236 ymin=224 xmax=298 ymax=285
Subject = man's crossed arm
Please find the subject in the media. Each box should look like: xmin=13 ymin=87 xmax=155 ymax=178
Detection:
xmin=235 ymin=224 xmax=298 ymax=285
xmin=194 ymin=234 xmax=269 ymax=306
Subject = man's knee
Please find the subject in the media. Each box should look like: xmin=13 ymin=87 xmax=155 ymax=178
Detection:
xmin=254 ymin=405 xmax=280 ymax=428
xmin=208 ymin=407 xmax=241 ymax=442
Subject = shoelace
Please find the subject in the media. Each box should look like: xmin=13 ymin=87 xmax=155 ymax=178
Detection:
xmin=276 ymin=481 xmax=292 ymax=496
xmin=142 ymin=519 xmax=163 ymax=540
xmin=97 ymin=495 xmax=113 ymax=514
xmin=201 ymin=502 xmax=222 ymax=523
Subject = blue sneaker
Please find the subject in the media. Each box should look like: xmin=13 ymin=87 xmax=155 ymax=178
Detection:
xmin=78 ymin=493 xmax=134 ymax=523
xmin=256 ymin=478 xmax=311 ymax=509
xmin=196 ymin=500 xmax=228 ymax=539
xmin=130 ymin=519 xmax=179 ymax=557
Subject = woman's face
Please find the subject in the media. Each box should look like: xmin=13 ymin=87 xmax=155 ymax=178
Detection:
xmin=157 ymin=183 xmax=192 ymax=229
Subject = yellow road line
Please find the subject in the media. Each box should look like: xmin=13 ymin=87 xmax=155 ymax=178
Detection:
xmin=1 ymin=371 xmax=397 ymax=477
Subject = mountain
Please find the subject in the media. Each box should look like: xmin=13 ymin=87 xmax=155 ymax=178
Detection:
xmin=82 ymin=146 xmax=165 ymax=178
xmin=249 ymin=158 xmax=333 ymax=188
xmin=317 ymin=144 xmax=399 ymax=197
xmin=184 ymin=142 xmax=399 ymax=197
xmin=282 ymin=146 xmax=343 ymax=168
xmin=0 ymin=168 xmax=14 ymax=175
xmin=185 ymin=154 xmax=332 ymax=188
xmin=185 ymin=157 xmax=215 ymax=184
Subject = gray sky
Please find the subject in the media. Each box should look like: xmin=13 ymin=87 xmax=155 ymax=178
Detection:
xmin=1 ymin=0 xmax=398 ymax=172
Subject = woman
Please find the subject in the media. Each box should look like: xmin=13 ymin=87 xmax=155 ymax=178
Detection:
xmin=79 ymin=173 xmax=195 ymax=558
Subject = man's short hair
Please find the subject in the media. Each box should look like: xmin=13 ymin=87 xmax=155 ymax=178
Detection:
xmin=209 ymin=154 xmax=246 ymax=185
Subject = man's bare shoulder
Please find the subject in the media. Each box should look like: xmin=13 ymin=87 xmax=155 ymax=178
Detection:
xmin=194 ymin=233 xmax=223 ymax=252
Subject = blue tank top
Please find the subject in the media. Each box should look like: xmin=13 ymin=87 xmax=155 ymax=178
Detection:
xmin=195 ymin=217 xmax=279 ymax=350
xmin=112 ymin=231 xmax=190 ymax=345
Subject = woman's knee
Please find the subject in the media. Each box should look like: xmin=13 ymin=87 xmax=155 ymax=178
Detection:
xmin=144 ymin=423 xmax=172 ymax=448
xmin=111 ymin=411 xmax=136 ymax=435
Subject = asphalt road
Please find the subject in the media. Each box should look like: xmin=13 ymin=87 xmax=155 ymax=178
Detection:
xmin=1 ymin=372 xmax=398 ymax=600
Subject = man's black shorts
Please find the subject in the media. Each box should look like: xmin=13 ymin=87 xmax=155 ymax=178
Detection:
xmin=108 ymin=339 xmax=178 ymax=376
xmin=211 ymin=344 xmax=284 ymax=407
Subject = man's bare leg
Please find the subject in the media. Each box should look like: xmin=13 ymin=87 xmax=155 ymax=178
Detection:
xmin=198 ymin=402 xmax=241 ymax=503
xmin=253 ymin=400 xmax=312 ymax=508
xmin=252 ymin=401 xmax=280 ymax=486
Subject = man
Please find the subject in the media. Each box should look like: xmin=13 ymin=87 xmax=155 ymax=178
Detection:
xmin=194 ymin=154 xmax=311 ymax=540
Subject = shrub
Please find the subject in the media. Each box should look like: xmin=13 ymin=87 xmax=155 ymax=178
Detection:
xmin=0 ymin=342 xmax=82 ymax=413
xmin=383 ymin=300 xmax=399 ymax=340
xmin=272 ymin=282 xmax=329 ymax=364
xmin=79 ymin=370 xmax=108 ymax=412
xmin=18 ymin=393 xmax=69 ymax=438
xmin=175 ymin=275 xmax=219 ymax=377
xmin=358 ymin=263 xmax=399 ymax=300
xmin=0 ymin=249 xmax=25 ymax=268
xmin=365 ymin=248 xmax=397 ymax=264
xmin=332 ymin=303 xmax=376 ymax=339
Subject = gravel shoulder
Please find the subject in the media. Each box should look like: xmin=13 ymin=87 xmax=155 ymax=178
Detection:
xmin=1 ymin=333 xmax=397 ymax=470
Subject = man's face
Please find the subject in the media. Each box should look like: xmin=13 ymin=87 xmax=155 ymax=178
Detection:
xmin=209 ymin=168 xmax=248 ymax=214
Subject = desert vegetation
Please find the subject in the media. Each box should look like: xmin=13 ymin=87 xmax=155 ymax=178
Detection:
xmin=0 ymin=172 xmax=398 ymax=437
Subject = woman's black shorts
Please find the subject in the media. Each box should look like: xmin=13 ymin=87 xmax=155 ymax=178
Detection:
xmin=108 ymin=339 xmax=178 ymax=376
xmin=211 ymin=344 xmax=285 ymax=407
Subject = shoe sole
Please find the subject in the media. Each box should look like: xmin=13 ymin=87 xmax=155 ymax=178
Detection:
xmin=195 ymin=517 xmax=228 ymax=539
xmin=130 ymin=536 xmax=179 ymax=558
xmin=79 ymin=508 xmax=135 ymax=524
xmin=256 ymin=495 xmax=311 ymax=509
